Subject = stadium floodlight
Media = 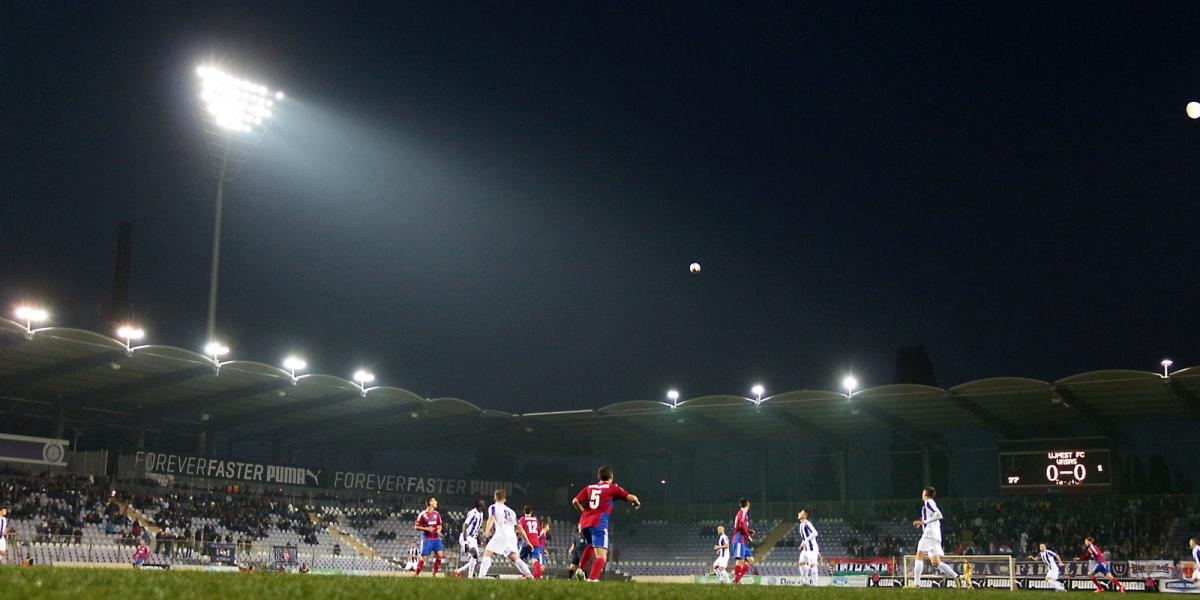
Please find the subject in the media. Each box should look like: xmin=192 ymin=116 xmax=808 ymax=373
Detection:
xmin=116 ymin=325 xmax=145 ymax=353
xmin=843 ymin=375 xmax=859 ymax=397
xmin=1188 ymin=102 xmax=1200 ymax=120
xmin=750 ymin=384 xmax=765 ymax=403
xmin=1161 ymin=358 xmax=1174 ymax=377
xmin=283 ymin=356 xmax=307 ymax=380
xmin=13 ymin=306 xmax=49 ymax=335
xmin=194 ymin=64 xmax=285 ymax=343
xmin=667 ymin=389 xmax=680 ymax=407
xmin=353 ymin=369 xmax=375 ymax=394
xmin=204 ymin=341 xmax=230 ymax=363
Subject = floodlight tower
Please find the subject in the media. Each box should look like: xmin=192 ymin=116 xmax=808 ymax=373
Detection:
xmin=194 ymin=65 xmax=284 ymax=341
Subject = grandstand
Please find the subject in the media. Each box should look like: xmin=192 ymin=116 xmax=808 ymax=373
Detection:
xmin=0 ymin=317 xmax=1198 ymax=586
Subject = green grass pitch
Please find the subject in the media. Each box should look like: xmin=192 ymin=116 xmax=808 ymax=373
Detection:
xmin=2 ymin=567 xmax=1026 ymax=600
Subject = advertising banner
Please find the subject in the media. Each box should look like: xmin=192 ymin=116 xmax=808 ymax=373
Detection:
xmin=119 ymin=452 xmax=514 ymax=499
xmin=828 ymin=556 xmax=895 ymax=575
xmin=0 ymin=433 xmax=68 ymax=466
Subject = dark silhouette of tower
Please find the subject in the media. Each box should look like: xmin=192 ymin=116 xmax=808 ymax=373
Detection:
xmin=106 ymin=221 xmax=134 ymax=327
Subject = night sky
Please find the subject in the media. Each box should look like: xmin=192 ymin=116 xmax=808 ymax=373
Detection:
xmin=4 ymin=2 xmax=1199 ymax=414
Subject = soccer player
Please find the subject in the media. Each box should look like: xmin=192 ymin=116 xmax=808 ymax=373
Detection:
xmin=797 ymin=509 xmax=820 ymax=586
xmin=414 ymin=496 xmax=445 ymax=576
xmin=518 ymin=505 xmax=550 ymax=579
xmin=1189 ymin=538 xmax=1200 ymax=584
xmin=405 ymin=541 xmax=419 ymax=571
xmin=1078 ymin=536 xmax=1125 ymax=593
xmin=567 ymin=525 xmax=589 ymax=581
xmin=1033 ymin=543 xmax=1067 ymax=592
xmin=0 ymin=506 xmax=7 ymax=564
xmin=712 ymin=525 xmax=731 ymax=584
xmin=910 ymin=486 xmax=964 ymax=588
xmin=478 ymin=488 xmax=535 ymax=579
xmin=731 ymin=498 xmax=756 ymax=584
xmin=132 ymin=540 xmax=151 ymax=569
xmin=455 ymin=499 xmax=486 ymax=579
xmin=572 ymin=465 xmax=641 ymax=582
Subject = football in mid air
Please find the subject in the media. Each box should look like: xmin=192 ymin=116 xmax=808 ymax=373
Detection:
xmin=689 ymin=262 xmax=701 ymax=273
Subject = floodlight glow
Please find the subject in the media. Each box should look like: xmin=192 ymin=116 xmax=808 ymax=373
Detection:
xmin=196 ymin=65 xmax=282 ymax=135
xmin=14 ymin=306 xmax=48 ymax=323
xmin=667 ymin=389 xmax=680 ymax=402
xmin=204 ymin=341 xmax=229 ymax=359
xmin=283 ymin=356 xmax=307 ymax=372
xmin=751 ymin=384 xmax=765 ymax=400
xmin=1161 ymin=358 xmax=1174 ymax=377
xmin=116 ymin=326 xmax=145 ymax=341
xmin=1188 ymin=102 xmax=1200 ymax=120
xmin=843 ymin=375 xmax=859 ymax=395
xmin=353 ymin=370 xmax=375 ymax=384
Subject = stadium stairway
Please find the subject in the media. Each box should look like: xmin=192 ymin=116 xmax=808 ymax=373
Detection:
xmin=753 ymin=519 xmax=797 ymax=563
xmin=306 ymin=510 xmax=377 ymax=561
xmin=118 ymin=499 xmax=160 ymax=536
xmin=326 ymin=524 xmax=376 ymax=560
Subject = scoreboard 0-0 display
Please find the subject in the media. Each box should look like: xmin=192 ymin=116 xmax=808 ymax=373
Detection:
xmin=999 ymin=446 xmax=1112 ymax=492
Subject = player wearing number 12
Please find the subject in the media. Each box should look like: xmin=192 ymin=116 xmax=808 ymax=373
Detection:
xmin=518 ymin=506 xmax=550 ymax=580
xmin=572 ymin=465 xmax=641 ymax=582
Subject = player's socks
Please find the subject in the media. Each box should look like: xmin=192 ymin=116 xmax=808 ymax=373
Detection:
xmin=937 ymin=562 xmax=958 ymax=579
xmin=514 ymin=558 xmax=533 ymax=579
xmin=478 ymin=557 xmax=492 ymax=578
xmin=580 ymin=546 xmax=594 ymax=571
xmin=415 ymin=559 xmax=425 ymax=576
xmin=433 ymin=558 xmax=442 ymax=575
xmin=533 ymin=561 xmax=543 ymax=579
xmin=588 ymin=557 xmax=606 ymax=581
xmin=1091 ymin=576 xmax=1102 ymax=590
xmin=913 ymin=560 xmax=924 ymax=585
xmin=1114 ymin=578 xmax=1125 ymax=593
xmin=733 ymin=564 xmax=747 ymax=584
xmin=455 ymin=557 xmax=476 ymax=577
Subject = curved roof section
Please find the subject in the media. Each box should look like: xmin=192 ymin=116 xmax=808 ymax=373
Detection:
xmin=0 ymin=317 xmax=1196 ymax=452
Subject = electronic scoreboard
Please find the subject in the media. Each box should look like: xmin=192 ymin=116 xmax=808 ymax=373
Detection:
xmin=999 ymin=440 xmax=1112 ymax=492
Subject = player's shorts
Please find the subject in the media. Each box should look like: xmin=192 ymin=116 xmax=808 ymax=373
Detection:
xmin=132 ymin=559 xmax=145 ymax=567
xmin=460 ymin=537 xmax=479 ymax=557
xmin=582 ymin=525 xmax=610 ymax=550
xmin=569 ymin=537 xmax=588 ymax=565
xmin=421 ymin=539 xmax=444 ymax=556
xmin=799 ymin=550 xmax=820 ymax=565
xmin=1045 ymin=566 xmax=1060 ymax=582
xmin=916 ymin=537 xmax=944 ymax=557
xmin=1091 ymin=562 xmax=1111 ymax=576
xmin=485 ymin=535 xmax=519 ymax=557
xmin=713 ymin=556 xmax=729 ymax=570
xmin=0 ymin=538 xmax=7 ymax=553
xmin=732 ymin=535 xmax=753 ymax=559
xmin=520 ymin=545 xmax=545 ymax=563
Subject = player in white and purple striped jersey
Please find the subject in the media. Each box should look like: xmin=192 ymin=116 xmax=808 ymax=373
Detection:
xmin=0 ymin=506 xmax=8 ymax=562
xmin=1189 ymin=538 xmax=1200 ymax=584
xmin=796 ymin=509 xmax=820 ymax=586
xmin=455 ymin=499 xmax=486 ymax=579
xmin=1035 ymin=543 xmax=1066 ymax=591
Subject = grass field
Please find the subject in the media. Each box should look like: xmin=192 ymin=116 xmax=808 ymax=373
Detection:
xmin=1 ymin=567 xmax=1026 ymax=600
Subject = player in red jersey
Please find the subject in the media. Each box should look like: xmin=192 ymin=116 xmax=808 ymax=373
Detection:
xmin=518 ymin=506 xmax=551 ymax=579
xmin=571 ymin=465 xmax=641 ymax=582
xmin=731 ymin=498 xmax=756 ymax=584
xmin=1078 ymin=537 xmax=1125 ymax=593
xmin=414 ymin=496 xmax=445 ymax=576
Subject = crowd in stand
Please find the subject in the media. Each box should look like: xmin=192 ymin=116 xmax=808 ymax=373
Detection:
xmin=2 ymin=469 xmax=1198 ymax=567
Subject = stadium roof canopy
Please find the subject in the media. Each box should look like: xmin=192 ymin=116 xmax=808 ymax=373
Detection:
xmin=1 ymin=318 xmax=1197 ymax=456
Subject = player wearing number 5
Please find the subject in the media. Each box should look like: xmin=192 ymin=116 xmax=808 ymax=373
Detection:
xmin=571 ymin=466 xmax=641 ymax=582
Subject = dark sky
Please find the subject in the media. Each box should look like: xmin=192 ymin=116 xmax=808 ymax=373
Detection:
xmin=4 ymin=2 xmax=1199 ymax=413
